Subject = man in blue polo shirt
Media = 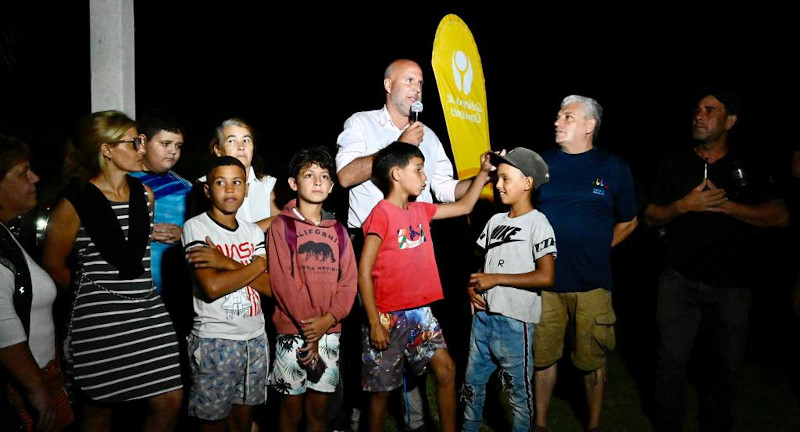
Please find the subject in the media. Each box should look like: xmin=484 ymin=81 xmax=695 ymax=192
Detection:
xmin=533 ymin=95 xmax=638 ymax=432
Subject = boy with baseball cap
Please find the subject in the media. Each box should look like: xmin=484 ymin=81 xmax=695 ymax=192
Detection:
xmin=461 ymin=147 xmax=557 ymax=432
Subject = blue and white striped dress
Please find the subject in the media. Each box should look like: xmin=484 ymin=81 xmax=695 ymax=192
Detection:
xmin=69 ymin=192 xmax=183 ymax=402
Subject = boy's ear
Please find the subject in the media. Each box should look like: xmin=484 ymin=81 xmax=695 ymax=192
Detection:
xmin=288 ymin=177 xmax=298 ymax=191
xmin=524 ymin=176 xmax=534 ymax=191
xmin=391 ymin=167 xmax=400 ymax=183
xmin=203 ymin=181 xmax=211 ymax=198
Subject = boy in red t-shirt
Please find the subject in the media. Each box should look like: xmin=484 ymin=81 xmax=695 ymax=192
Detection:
xmin=358 ymin=141 xmax=491 ymax=432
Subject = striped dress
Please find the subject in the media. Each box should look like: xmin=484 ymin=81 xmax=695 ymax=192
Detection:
xmin=68 ymin=191 xmax=183 ymax=402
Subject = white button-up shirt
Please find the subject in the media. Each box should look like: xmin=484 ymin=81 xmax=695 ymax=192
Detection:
xmin=336 ymin=105 xmax=459 ymax=229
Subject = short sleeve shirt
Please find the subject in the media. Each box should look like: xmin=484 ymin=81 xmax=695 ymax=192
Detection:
xmin=363 ymin=200 xmax=442 ymax=312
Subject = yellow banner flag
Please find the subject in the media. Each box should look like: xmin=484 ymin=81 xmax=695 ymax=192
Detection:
xmin=432 ymin=14 xmax=492 ymax=199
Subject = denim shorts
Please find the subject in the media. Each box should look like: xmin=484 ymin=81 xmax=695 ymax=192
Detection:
xmin=361 ymin=306 xmax=447 ymax=392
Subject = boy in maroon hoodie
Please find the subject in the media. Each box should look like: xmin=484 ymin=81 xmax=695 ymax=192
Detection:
xmin=267 ymin=146 xmax=358 ymax=432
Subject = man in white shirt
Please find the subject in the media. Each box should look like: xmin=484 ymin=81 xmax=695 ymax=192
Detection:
xmin=336 ymin=59 xmax=475 ymax=227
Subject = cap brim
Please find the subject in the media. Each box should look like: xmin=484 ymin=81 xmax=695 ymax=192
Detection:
xmin=489 ymin=152 xmax=518 ymax=171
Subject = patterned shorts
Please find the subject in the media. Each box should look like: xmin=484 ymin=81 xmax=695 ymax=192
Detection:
xmin=361 ymin=306 xmax=447 ymax=392
xmin=269 ymin=333 xmax=341 ymax=395
xmin=187 ymin=333 xmax=269 ymax=421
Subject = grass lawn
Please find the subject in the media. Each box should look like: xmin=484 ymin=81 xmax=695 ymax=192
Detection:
xmin=377 ymin=347 xmax=800 ymax=432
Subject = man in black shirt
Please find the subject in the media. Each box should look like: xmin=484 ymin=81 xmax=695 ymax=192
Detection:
xmin=645 ymin=89 xmax=790 ymax=432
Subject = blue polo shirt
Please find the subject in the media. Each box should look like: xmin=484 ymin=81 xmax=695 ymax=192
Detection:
xmin=536 ymin=147 xmax=637 ymax=293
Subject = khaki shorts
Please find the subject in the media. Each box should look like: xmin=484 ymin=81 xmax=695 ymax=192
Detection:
xmin=534 ymin=288 xmax=616 ymax=371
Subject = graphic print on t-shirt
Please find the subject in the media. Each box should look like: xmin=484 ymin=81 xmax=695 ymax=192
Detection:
xmin=479 ymin=223 xmax=555 ymax=263
xmin=398 ymin=224 xmax=427 ymax=249
xmin=299 ymin=241 xmax=336 ymax=263
xmin=480 ymin=224 xmax=523 ymax=250
xmin=592 ymin=178 xmax=608 ymax=196
xmin=216 ymin=240 xmax=262 ymax=319
xmin=296 ymin=226 xmax=340 ymax=274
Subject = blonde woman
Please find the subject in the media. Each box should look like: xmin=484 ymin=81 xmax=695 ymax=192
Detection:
xmin=42 ymin=111 xmax=183 ymax=432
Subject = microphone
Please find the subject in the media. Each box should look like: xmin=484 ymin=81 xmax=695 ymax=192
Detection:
xmin=410 ymin=101 xmax=423 ymax=123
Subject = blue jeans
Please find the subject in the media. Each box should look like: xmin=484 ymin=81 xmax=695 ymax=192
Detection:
xmin=654 ymin=268 xmax=751 ymax=432
xmin=461 ymin=311 xmax=535 ymax=432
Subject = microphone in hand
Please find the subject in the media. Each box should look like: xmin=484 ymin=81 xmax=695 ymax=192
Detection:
xmin=410 ymin=101 xmax=423 ymax=123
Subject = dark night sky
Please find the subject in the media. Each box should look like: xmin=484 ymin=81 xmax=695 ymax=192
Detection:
xmin=2 ymin=3 xmax=798 ymax=204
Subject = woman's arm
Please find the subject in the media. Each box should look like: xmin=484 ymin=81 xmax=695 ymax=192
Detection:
xmin=41 ymin=198 xmax=80 ymax=290
xmin=0 ymin=343 xmax=56 ymax=431
xmin=255 ymin=216 xmax=276 ymax=232
xmin=270 ymin=189 xmax=280 ymax=216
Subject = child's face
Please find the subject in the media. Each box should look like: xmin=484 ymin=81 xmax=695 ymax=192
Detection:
xmin=142 ymin=130 xmax=183 ymax=173
xmin=288 ymin=162 xmax=334 ymax=204
xmin=204 ymin=164 xmax=248 ymax=215
xmin=214 ymin=125 xmax=253 ymax=170
xmin=395 ymin=156 xmax=427 ymax=197
xmin=495 ymin=163 xmax=532 ymax=205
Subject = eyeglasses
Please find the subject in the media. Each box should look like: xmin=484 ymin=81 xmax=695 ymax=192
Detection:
xmin=110 ymin=136 xmax=144 ymax=151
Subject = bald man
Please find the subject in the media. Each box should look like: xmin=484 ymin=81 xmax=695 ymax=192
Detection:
xmin=336 ymin=59 xmax=474 ymax=228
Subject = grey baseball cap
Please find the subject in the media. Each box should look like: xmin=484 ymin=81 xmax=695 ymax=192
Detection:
xmin=490 ymin=147 xmax=550 ymax=190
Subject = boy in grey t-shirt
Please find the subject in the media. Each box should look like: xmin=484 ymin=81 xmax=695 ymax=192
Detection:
xmin=461 ymin=148 xmax=557 ymax=432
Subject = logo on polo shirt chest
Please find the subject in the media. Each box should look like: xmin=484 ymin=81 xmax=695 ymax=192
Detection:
xmin=592 ymin=178 xmax=608 ymax=196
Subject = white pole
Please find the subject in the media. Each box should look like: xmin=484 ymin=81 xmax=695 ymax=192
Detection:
xmin=89 ymin=0 xmax=135 ymax=118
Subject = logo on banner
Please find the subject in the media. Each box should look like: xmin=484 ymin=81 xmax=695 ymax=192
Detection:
xmin=432 ymin=13 xmax=493 ymax=198
xmin=452 ymin=50 xmax=474 ymax=94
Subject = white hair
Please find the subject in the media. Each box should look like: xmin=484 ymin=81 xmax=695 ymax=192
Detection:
xmin=561 ymin=95 xmax=603 ymax=139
